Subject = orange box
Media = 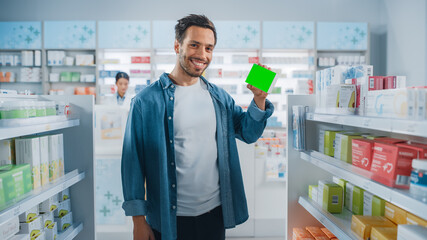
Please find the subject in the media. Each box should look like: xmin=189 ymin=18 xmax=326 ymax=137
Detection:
xmin=352 ymin=139 xmax=375 ymax=170
xmin=351 ymin=215 xmax=395 ymax=240
xmin=293 ymin=228 xmax=315 ymax=240
xmin=397 ymin=142 xmax=427 ymax=159
xmin=305 ymin=226 xmax=329 ymax=240
xmin=320 ymin=228 xmax=336 ymax=239
xmin=370 ymin=226 xmax=397 ymax=240
xmin=385 ymin=202 xmax=407 ymax=225
xmin=406 ymin=212 xmax=427 ymax=227
xmin=371 ymin=142 xmax=418 ymax=188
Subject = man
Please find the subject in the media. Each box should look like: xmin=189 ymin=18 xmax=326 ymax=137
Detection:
xmin=121 ymin=14 xmax=274 ymax=240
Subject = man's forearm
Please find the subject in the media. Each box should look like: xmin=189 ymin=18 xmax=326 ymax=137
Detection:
xmin=253 ymin=96 xmax=266 ymax=111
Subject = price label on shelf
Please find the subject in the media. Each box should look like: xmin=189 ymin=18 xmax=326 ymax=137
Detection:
xmin=45 ymin=124 xmax=51 ymax=131
xmin=405 ymin=123 xmax=417 ymax=133
xmin=362 ymin=118 xmax=371 ymax=128
xmin=13 ymin=205 xmax=21 ymax=216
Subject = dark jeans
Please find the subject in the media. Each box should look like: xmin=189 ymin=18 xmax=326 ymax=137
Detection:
xmin=153 ymin=206 xmax=225 ymax=240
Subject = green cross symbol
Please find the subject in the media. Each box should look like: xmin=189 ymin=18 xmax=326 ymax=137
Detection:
xmin=355 ymin=27 xmax=360 ymax=33
xmin=359 ymin=31 xmax=366 ymax=38
xmin=112 ymin=196 xmax=121 ymax=206
xmin=243 ymin=36 xmax=250 ymax=43
xmin=301 ymin=26 xmax=306 ymax=31
xmin=83 ymin=25 xmax=88 ymax=31
xmin=298 ymin=36 xmax=304 ymax=43
xmin=33 ymin=30 xmax=40 ymax=36
xmin=247 ymin=26 xmax=251 ymax=31
xmin=104 ymin=191 xmax=113 ymax=200
xmin=252 ymin=29 xmax=258 ymax=36
xmin=306 ymin=30 xmax=312 ymax=36
xmin=351 ymin=36 xmax=358 ymax=45
xmin=28 ymin=26 xmax=34 ymax=32
xmin=20 ymin=25 xmax=23 ymax=29
xmin=25 ymin=36 xmax=32 ymax=44
xmin=142 ymin=29 xmax=148 ymax=36
xmin=137 ymin=25 xmax=142 ymax=31
xmin=79 ymin=35 xmax=86 ymax=43
xmin=134 ymin=35 xmax=141 ymax=42
xmin=88 ymin=29 xmax=94 ymax=36
xmin=100 ymin=206 xmax=111 ymax=217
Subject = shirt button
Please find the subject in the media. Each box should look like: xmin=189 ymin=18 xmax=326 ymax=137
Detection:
xmin=168 ymin=116 xmax=172 ymax=120
xmin=172 ymin=205 xmax=176 ymax=210
xmin=170 ymin=140 xmax=173 ymax=144
xmin=171 ymin=85 xmax=175 ymax=88
xmin=172 ymin=184 xmax=176 ymax=188
xmin=171 ymin=162 xmax=175 ymax=166
xmin=170 ymin=97 xmax=173 ymax=101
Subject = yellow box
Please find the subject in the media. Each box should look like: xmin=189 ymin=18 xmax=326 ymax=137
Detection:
xmin=406 ymin=213 xmax=427 ymax=227
xmin=385 ymin=202 xmax=407 ymax=225
xmin=351 ymin=215 xmax=395 ymax=240
xmin=370 ymin=227 xmax=397 ymax=240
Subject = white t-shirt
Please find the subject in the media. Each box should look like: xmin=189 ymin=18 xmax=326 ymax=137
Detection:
xmin=173 ymin=79 xmax=221 ymax=216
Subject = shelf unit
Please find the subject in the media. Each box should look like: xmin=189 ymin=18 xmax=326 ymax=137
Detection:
xmin=286 ymin=94 xmax=427 ymax=240
xmin=0 ymin=94 xmax=95 ymax=240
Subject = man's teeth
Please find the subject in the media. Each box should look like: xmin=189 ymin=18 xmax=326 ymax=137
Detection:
xmin=192 ymin=60 xmax=204 ymax=66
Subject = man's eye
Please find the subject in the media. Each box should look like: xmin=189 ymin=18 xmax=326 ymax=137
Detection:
xmin=190 ymin=44 xmax=197 ymax=47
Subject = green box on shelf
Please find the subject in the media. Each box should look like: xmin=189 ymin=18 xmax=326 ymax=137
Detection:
xmin=308 ymin=185 xmax=318 ymax=200
xmin=324 ymin=130 xmax=342 ymax=156
xmin=245 ymin=64 xmax=277 ymax=93
xmin=71 ymin=72 xmax=81 ymax=82
xmin=333 ymin=176 xmax=347 ymax=206
xmin=60 ymin=72 xmax=72 ymax=82
xmin=334 ymin=132 xmax=364 ymax=163
xmin=352 ymin=186 xmax=365 ymax=215
xmin=318 ymin=181 xmax=343 ymax=213
xmin=372 ymin=195 xmax=386 ymax=216
xmin=0 ymin=165 xmax=17 ymax=204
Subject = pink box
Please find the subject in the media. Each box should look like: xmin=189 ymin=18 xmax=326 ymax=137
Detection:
xmin=368 ymin=76 xmax=384 ymax=91
xmin=352 ymin=139 xmax=375 ymax=170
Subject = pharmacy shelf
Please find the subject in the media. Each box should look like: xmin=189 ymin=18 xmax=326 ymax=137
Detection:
xmin=300 ymin=151 xmax=427 ymax=220
xmin=0 ymin=82 xmax=42 ymax=84
xmin=57 ymin=222 xmax=84 ymax=240
xmin=0 ymin=170 xmax=85 ymax=224
xmin=47 ymin=66 xmax=96 ymax=68
xmin=306 ymin=112 xmax=427 ymax=138
xmin=0 ymin=66 xmax=42 ymax=68
xmin=0 ymin=117 xmax=79 ymax=140
xmin=298 ymin=196 xmax=358 ymax=240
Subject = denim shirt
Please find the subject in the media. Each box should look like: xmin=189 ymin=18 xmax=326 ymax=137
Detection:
xmin=121 ymin=73 xmax=274 ymax=240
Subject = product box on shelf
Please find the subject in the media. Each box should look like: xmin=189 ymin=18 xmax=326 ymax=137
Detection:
xmin=39 ymin=136 xmax=49 ymax=186
xmin=292 ymin=227 xmax=314 ymax=240
xmin=47 ymin=51 xmax=65 ymax=66
xmin=0 ymin=139 xmax=14 ymax=166
xmin=39 ymin=194 xmax=59 ymax=213
xmin=75 ymin=55 xmax=94 ymax=66
xmin=58 ymin=188 xmax=69 ymax=202
xmin=57 ymin=134 xmax=64 ymax=177
xmin=397 ymin=142 xmax=427 ymax=159
xmin=332 ymin=177 xmax=347 ymax=206
xmin=415 ymin=87 xmax=427 ymax=120
xmin=308 ymin=185 xmax=318 ymax=201
xmin=370 ymin=226 xmax=397 ymax=240
xmin=366 ymin=88 xmax=416 ymax=119
xmin=317 ymin=180 xmax=343 ymax=213
xmin=40 ymin=211 xmax=54 ymax=228
xmin=0 ymin=164 xmax=32 ymax=203
xmin=374 ymin=138 xmax=405 ymax=145
xmin=321 ymin=228 xmax=336 ymax=239
xmin=305 ymin=226 xmax=329 ymax=240
xmin=45 ymin=222 xmax=57 ymax=240
xmin=54 ymin=211 xmax=72 ymax=231
xmin=352 ymin=186 xmax=364 ymax=215
xmin=131 ymin=56 xmax=150 ymax=64
xmin=334 ymin=132 xmax=363 ymax=163
xmin=368 ymin=76 xmax=384 ymax=91
xmin=352 ymin=139 xmax=375 ymax=170
xmin=0 ymin=216 xmax=19 ymax=239
xmin=351 ymin=215 xmax=395 ymax=240
xmin=8 ymin=234 xmax=29 ymax=240
xmin=397 ymin=225 xmax=427 ymax=240
xmin=19 ymin=216 xmax=42 ymax=238
xmin=385 ymin=202 xmax=407 ymax=225
xmin=345 ymin=182 xmax=355 ymax=211
xmin=406 ymin=213 xmax=427 ymax=227
xmin=48 ymin=135 xmax=59 ymax=182
xmin=19 ymin=205 xmax=39 ymax=223
xmin=324 ymin=130 xmax=342 ymax=157
xmin=371 ymin=143 xmax=418 ymax=188
xmin=53 ymin=199 xmax=71 ymax=218
xmin=319 ymin=130 xmax=325 ymax=154
xmin=364 ymin=192 xmax=385 ymax=216
xmin=15 ymin=137 xmax=42 ymax=189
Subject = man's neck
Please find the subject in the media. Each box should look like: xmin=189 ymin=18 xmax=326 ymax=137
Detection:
xmin=169 ymin=66 xmax=199 ymax=86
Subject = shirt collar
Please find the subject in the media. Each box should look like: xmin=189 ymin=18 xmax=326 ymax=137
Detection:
xmin=159 ymin=72 xmax=212 ymax=91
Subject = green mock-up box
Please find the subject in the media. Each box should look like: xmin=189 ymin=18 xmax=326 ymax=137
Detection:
xmin=352 ymin=186 xmax=365 ymax=215
xmin=333 ymin=177 xmax=348 ymax=206
xmin=372 ymin=195 xmax=386 ymax=216
xmin=319 ymin=181 xmax=343 ymax=213
xmin=334 ymin=132 xmax=364 ymax=163
xmin=245 ymin=64 xmax=277 ymax=93
xmin=0 ymin=165 xmax=17 ymax=204
xmin=60 ymin=72 xmax=72 ymax=82
xmin=12 ymin=164 xmax=32 ymax=196
xmin=324 ymin=131 xmax=342 ymax=156
xmin=308 ymin=185 xmax=318 ymax=200
xmin=71 ymin=72 xmax=81 ymax=82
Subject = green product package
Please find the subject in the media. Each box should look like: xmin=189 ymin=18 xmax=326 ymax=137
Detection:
xmin=334 ymin=132 xmax=363 ymax=163
xmin=71 ymin=72 xmax=81 ymax=82
xmin=60 ymin=72 xmax=72 ymax=82
xmin=324 ymin=131 xmax=342 ymax=156
xmin=372 ymin=195 xmax=386 ymax=216
xmin=36 ymin=108 xmax=47 ymax=117
xmin=321 ymin=183 xmax=343 ymax=213
xmin=333 ymin=177 xmax=347 ymax=206
xmin=308 ymin=185 xmax=318 ymax=200
xmin=352 ymin=186 xmax=365 ymax=215
xmin=245 ymin=64 xmax=277 ymax=93
xmin=0 ymin=165 xmax=17 ymax=204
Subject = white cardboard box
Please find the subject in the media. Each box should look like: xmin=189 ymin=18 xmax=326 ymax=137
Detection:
xmin=39 ymin=136 xmax=49 ymax=186
xmin=15 ymin=137 xmax=42 ymax=189
xmin=398 ymin=224 xmax=427 ymax=240
xmin=0 ymin=139 xmax=14 ymax=166
xmin=19 ymin=205 xmax=39 ymax=223
xmin=0 ymin=216 xmax=19 ymax=239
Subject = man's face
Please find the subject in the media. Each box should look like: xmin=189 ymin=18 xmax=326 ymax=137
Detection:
xmin=175 ymin=26 xmax=215 ymax=78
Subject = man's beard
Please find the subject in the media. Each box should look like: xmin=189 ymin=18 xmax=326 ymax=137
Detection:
xmin=178 ymin=53 xmax=209 ymax=78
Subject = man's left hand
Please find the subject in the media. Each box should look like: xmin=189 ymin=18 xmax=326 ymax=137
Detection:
xmin=247 ymin=64 xmax=270 ymax=111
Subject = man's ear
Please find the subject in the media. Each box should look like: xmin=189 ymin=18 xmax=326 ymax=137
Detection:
xmin=174 ymin=40 xmax=180 ymax=54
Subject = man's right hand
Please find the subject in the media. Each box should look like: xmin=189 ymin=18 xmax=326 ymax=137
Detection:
xmin=133 ymin=216 xmax=156 ymax=240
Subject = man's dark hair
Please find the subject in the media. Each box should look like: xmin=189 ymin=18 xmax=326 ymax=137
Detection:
xmin=175 ymin=14 xmax=217 ymax=45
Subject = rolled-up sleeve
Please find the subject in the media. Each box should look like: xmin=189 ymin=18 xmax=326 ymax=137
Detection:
xmin=232 ymin=98 xmax=274 ymax=144
xmin=121 ymin=99 xmax=148 ymax=216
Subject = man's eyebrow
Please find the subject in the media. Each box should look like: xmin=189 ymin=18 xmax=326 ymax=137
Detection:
xmin=189 ymin=40 xmax=214 ymax=47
